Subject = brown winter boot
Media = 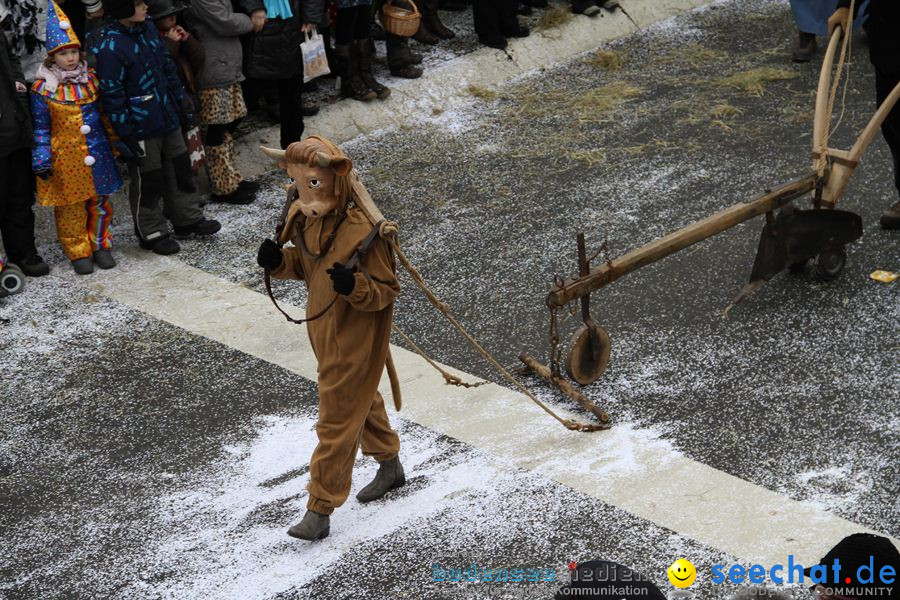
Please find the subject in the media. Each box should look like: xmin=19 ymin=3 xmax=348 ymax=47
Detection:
xmin=422 ymin=0 xmax=455 ymax=39
xmin=357 ymin=39 xmax=391 ymax=100
xmin=792 ymin=31 xmax=816 ymax=62
xmin=356 ymin=456 xmax=406 ymax=503
xmin=287 ymin=510 xmax=330 ymax=541
xmin=412 ymin=1 xmax=440 ymax=46
xmin=386 ymin=34 xmax=423 ymax=79
xmin=335 ymin=43 xmax=377 ymax=101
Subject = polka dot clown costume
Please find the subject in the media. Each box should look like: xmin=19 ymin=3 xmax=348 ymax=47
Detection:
xmin=30 ymin=0 xmax=123 ymax=273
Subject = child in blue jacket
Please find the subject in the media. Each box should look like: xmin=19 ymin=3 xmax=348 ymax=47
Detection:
xmin=89 ymin=0 xmax=220 ymax=255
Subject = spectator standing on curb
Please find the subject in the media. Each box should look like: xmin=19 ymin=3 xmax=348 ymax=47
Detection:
xmin=790 ymin=0 xmax=867 ymax=62
xmin=830 ymin=0 xmax=900 ymax=228
xmin=90 ymin=0 xmax=220 ymax=256
xmin=411 ymin=0 xmax=454 ymax=46
xmin=187 ymin=0 xmax=259 ymax=204
xmin=147 ymin=0 xmax=204 ymax=116
xmin=374 ymin=0 xmax=423 ymax=80
xmin=238 ymin=0 xmax=321 ymax=149
xmin=333 ymin=0 xmax=389 ymax=102
xmin=0 ymin=24 xmax=50 ymax=278
xmin=472 ymin=0 xmax=528 ymax=50
xmin=30 ymin=1 xmax=123 ymax=275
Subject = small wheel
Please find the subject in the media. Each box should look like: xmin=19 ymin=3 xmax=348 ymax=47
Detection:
xmin=565 ymin=323 xmax=611 ymax=386
xmin=814 ymin=246 xmax=847 ymax=281
xmin=0 ymin=264 xmax=25 ymax=296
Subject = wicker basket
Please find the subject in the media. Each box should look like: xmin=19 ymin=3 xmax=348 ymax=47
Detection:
xmin=380 ymin=0 xmax=421 ymax=38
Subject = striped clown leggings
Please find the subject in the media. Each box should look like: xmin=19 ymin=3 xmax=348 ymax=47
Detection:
xmin=53 ymin=196 xmax=113 ymax=261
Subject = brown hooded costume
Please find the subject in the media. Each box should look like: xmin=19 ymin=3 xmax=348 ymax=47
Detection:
xmin=269 ymin=137 xmax=401 ymax=516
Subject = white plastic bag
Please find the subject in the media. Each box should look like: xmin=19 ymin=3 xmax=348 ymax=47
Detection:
xmin=301 ymin=29 xmax=330 ymax=83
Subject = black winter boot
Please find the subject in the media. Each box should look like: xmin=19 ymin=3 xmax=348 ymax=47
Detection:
xmin=335 ymin=43 xmax=377 ymax=101
xmin=356 ymin=456 xmax=406 ymax=502
xmin=572 ymin=0 xmax=601 ymax=16
xmin=386 ymin=34 xmax=423 ymax=79
xmin=357 ymin=39 xmax=391 ymax=100
xmin=287 ymin=510 xmax=330 ymax=540
xmin=421 ymin=0 xmax=455 ymax=39
xmin=792 ymin=31 xmax=816 ymax=62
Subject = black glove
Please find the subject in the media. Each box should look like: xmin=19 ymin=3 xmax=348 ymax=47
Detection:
xmin=257 ymin=239 xmax=283 ymax=270
xmin=326 ymin=261 xmax=357 ymax=295
xmin=114 ymin=141 xmax=135 ymax=164
xmin=116 ymin=136 xmax=142 ymax=165
xmin=35 ymin=169 xmax=51 ymax=180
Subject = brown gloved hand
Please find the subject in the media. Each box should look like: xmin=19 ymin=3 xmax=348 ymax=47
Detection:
xmin=828 ymin=7 xmax=849 ymax=36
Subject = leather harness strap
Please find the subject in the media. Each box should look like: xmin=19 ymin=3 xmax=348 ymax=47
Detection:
xmin=264 ymin=184 xmax=388 ymax=325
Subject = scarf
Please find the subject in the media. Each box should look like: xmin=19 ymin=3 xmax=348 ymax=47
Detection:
xmin=0 ymin=0 xmax=41 ymax=57
xmin=264 ymin=0 xmax=293 ymax=19
xmin=36 ymin=60 xmax=90 ymax=93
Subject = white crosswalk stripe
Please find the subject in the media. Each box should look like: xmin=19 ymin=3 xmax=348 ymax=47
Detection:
xmin=99 ymin=248 xmax=898 ymax=568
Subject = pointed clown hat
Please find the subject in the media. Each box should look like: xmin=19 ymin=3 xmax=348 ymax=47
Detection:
xmin=46 ymin=1 xmax=81 ymax=55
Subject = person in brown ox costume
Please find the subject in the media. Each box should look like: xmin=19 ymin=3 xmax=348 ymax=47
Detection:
xmin=256 ymin=135 xmax=405 ymax=541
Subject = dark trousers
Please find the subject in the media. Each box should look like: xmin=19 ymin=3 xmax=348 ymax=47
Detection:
xmin=875 ymin=65 xmax=900 ymax=197
xmin=336 ymin=6 xmax=372 ymax=43
xmin=472 ymin=0 xmax=518 ymax=40
xmin=274 ymin=76 xmax=303 ymax=149
xmin=0 ymin=147 xmax=38 ymax=262
xmin=127 ymin=130 xmax=203 ymax=243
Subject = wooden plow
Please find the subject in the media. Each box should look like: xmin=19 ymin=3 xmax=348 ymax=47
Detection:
xmin=521 ymin=24 xmax=900 ymax=422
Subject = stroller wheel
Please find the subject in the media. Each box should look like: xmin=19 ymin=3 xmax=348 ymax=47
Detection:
xmin=0 ymin=263 xmax=26 ymax=296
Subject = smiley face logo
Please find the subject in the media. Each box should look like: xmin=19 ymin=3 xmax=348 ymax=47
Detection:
xmin=667 ymin=558 xmax=696 ymax=588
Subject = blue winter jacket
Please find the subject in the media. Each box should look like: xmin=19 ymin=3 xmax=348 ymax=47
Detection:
xmin=87 ymin=20 xmax=186 ymax=141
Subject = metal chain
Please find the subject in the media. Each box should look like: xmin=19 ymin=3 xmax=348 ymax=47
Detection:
xmin=548 ymin=305 xmax=561 ymax=378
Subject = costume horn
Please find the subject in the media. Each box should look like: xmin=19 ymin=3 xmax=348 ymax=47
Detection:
xmin=314 ymin=152 xmax=332 ymax=168
xmin=260 ymin=146 xmax=286 ymax=161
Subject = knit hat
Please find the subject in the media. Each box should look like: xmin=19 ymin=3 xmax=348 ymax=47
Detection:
xmin=147 ymin=0 xmax=187 ymax=20
xmin=45 ymin=1 xmax=80 ymax=55
xmin=102 ymin=0 xmax=137 ymax=20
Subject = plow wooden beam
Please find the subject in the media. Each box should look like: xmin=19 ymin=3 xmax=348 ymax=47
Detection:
xmin=546 ymin=175 xmax=817 ymax=307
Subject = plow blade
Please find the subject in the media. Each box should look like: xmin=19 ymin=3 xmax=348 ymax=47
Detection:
xmin=734 ymin=208 xmax=862 ymax=304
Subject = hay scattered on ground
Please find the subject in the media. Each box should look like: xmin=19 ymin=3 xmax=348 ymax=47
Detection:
xmin=710 ymin=104 xmax=744 ymax=118
xmin=659 ymin=43 xmax=727 ymax=68
xmin=586 ymin=50 xmax=625 ymax=70
xmin=715 ymin=67 xmax=798 ymax=96
xmin=536 ymin=5 xmax=574 ymax=31
xmin=620 ymin=140 xmax=680 ymax=155
xmin=467 ymin=85 xmax=500 ymax=101
xmin=515 ymin=82 xmax=642 ymax=120
xmin=565 ymin=148 xmax=606 ymax=166
xmin=710 ymin=119 xmax=734 ymax=134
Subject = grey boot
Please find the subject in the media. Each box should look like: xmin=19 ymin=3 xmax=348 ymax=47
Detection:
xmin=356 ymin=456 xmax=406 ymax=503
xmin=287 ymin=510 xmax=330 ymax=540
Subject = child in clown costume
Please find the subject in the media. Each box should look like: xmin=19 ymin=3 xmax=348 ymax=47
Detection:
xmin=30 ymin=0 xmax=124 ymax=274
